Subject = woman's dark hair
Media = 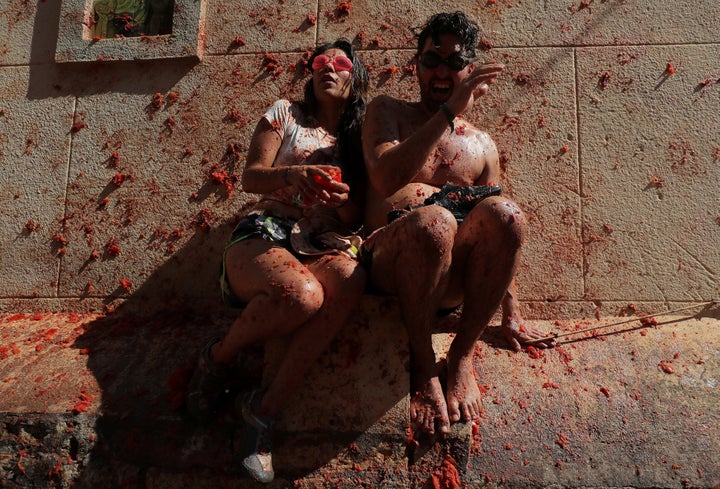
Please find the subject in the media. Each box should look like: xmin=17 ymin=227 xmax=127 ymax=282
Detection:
xmin=413 ymin=11 xmax=480 ymax=60
xmin=302 ymin=38 xmax=369 ymax=206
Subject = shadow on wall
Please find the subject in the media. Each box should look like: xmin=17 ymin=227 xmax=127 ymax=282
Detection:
xmin=25 ymin=14 xmax=408 ymax=484
xmin=65 ymin=220 xmax=410 ymax=485
xmin=27 ymin=0 xmax=195 ymax=99
xmin=68 ymin=219 xmax=243 ymax=485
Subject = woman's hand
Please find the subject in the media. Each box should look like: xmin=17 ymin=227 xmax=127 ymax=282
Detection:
xmin=286 ymin=165 xmax=349 ymax=207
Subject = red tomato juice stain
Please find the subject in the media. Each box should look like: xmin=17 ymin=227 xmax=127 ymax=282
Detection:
xmin=105 ymin=239 xmax=121 ymax=257
xmin=640 ymin=316 xmax=657 ymax=327
xmin=151 ymin=92 xmax=164 ymax=110
xmin=428 ymin=455 xmax=461 ymax=489
xmin=658 ymin=361 xmax=674 ymax=374
xmin=72 ymin=389 xmax=94 ymax=413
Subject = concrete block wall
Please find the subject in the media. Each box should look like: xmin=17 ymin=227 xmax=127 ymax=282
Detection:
xmin=1 ymin=1 xmax=719 ymax=317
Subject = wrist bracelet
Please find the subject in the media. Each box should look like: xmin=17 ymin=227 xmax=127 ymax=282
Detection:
xmin=440 ymin=103 xmax=455 ymax=133
xmin=282 ymin=166 xmax=291 ymax=185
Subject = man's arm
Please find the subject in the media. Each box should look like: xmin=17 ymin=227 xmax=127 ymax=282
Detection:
xmin=362 ymin=96 xmax=451 ymax=198
xmin=473 ymin=134 xmax=500 ymax=186
xmin=363 ymin=63 xmax=505 ymax=198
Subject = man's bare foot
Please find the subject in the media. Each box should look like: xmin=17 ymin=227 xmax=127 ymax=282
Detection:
xmin=446 ymin=352 xmax=482 ymax=423
xmin=410 ymin=375 xmax=450 ymax=436
xmin=502 ymin=316 xmax=556 ymax=351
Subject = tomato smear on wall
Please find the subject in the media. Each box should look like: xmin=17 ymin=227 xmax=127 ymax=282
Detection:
xmin=119 ymin=278 xmax=132 ymax=292
xmin=72 ymin=389 xmax=94 ymax=413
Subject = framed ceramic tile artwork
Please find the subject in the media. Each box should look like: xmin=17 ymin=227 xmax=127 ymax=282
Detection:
xmin=56 ymin=0 xmax=205 ymax=62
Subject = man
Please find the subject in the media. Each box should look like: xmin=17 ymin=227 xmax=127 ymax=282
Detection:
xmin=361 ymin=11 xmax=555 ymax=437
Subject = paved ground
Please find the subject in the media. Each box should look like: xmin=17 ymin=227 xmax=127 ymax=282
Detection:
xmin=1 ymin=298 xmax=719 ymax=488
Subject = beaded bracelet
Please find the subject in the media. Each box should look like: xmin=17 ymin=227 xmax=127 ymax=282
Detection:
xmin=440 ymin=103 xmax=455 ymax=133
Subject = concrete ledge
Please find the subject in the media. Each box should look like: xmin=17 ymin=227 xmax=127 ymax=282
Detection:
xmin=263 ymin=295 xmax=410 ymax=476
xmin=1 ymin=301 xmax=720 ymax=487
xmin=0 ymin=297 xmax=416 ymax=487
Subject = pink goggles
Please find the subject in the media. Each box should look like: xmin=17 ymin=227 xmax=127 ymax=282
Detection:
xmin=311 ymin=54 xmax=353 ymax=72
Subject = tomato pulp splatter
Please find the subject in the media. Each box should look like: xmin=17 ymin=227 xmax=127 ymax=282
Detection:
xmin=428 ymin=455 xmax=461 ymax=489
xmin=311 ymin=167 xmax=343 ymax=189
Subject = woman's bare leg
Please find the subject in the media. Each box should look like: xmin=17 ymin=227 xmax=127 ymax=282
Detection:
xmin=259 ymin=253 xmax=366 ymax=416
xmin=213 ymin=239 xmax=325 ymax=365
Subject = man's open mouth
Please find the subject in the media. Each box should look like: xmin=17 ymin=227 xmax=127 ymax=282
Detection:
xmin=430 ymin=80 xmax=452 ymax=97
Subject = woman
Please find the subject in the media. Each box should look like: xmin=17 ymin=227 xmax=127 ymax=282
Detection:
xmin=186 ymin=39 xmax=369 ymax=483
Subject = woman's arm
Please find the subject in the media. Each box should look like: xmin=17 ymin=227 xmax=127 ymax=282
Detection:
xmin=242 ymin=116 xmax=353 ymax=211
xmin=240 ymin=118 xmax=286 ymax=194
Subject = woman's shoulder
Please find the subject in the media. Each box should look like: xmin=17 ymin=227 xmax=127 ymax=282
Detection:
xmin=269 ymin=98 xmax=292 ymax=107
xmin=268 ymin=99 xmax=312 ymax=123
xmin=265 ymin=99 xmax=312 ymax=131
xmin=265 ymin=98 xmax=292 ymax=114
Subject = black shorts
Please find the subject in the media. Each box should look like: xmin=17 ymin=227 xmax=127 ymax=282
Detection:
xmin=219 ymin=213 xmax=297 ymax=309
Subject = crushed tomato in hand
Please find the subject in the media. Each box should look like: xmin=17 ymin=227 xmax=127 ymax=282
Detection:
xmin=311 ymin=167 xmax=342 ymax=189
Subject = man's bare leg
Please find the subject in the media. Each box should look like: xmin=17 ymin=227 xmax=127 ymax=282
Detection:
xmin=500 ymin=283 xmax=556 ymax=351
xmin=444 ymin=197 xmax=526 ymax=423
xmin=367 ymin=206 xmax=456 ymax=435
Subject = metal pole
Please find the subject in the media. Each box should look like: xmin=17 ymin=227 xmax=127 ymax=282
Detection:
xmin=525 ymin=301 xmax=717 ymax=344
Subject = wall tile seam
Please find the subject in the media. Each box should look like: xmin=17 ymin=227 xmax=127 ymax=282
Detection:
xmin=0 ymin=298 xmax=707 ymax=304
xmin=571 ymin=47 xmax=587 ymax=299
xmin=0 ymin=63 xmax=46 ymax=69
xmin=477 ymin=41 xmax=720 ymax=49
xmin=3 ymin=42 xmax=719 ymax=70
xmin=56 ymin=97 xmax=79 ymax=299
xmin=200 ymin=41 xmax=720 ymax=58
xmin=314 ymin=1 xmax=321 ymax=47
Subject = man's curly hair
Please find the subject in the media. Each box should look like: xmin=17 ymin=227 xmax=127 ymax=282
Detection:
xmin=413 ymin=11 xmax=480 ymax=60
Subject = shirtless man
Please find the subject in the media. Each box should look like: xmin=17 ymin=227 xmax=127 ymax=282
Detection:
xmin=362 ymin=11 xmax=555 ymax=436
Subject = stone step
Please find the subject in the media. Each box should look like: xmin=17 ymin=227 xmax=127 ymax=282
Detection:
xmin=1 ymin=297 xmax=460 ymax=487
xmin=2 ymin=301 xmax=720 ymax=488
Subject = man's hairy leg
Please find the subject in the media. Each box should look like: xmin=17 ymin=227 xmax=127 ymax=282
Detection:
xmin=445 ymin=197 xmax=526 ymax=423
xmin=500 ymin=283 xmax=556 ymax=351
xmin=368 ymin=206 xmax=456 ymax=435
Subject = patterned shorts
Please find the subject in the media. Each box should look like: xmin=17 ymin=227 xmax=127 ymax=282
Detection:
xmin=219 ymin=212 xmax=297 ymax=309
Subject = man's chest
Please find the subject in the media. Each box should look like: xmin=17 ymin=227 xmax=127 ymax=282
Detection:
xmin=415 ymin=137 xmax=486 ymax=186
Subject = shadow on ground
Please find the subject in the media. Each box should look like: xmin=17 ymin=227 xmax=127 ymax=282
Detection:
xmin=61 ymin=220 xmax=412 ymax=487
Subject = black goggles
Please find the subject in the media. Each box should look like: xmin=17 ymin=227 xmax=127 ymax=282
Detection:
xmin=419 ymin=51 xmax=472 ymax=71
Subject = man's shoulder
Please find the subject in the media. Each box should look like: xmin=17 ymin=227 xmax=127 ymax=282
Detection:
xmin=368 ymin=94 xmax=412 ymax=113
xmin=457 ymin=120 xmax=494 ymax=141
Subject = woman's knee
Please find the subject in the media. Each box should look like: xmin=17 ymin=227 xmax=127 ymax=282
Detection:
xmin=225 ymin=242 xmax=324 ymax=320
xmin=315 ymin=255 xmax=367 ymax=300
xmin=248 ymin=277 xmax=322 ymax=337
xmin=275 ymin=277 xmax=324 ymax=322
